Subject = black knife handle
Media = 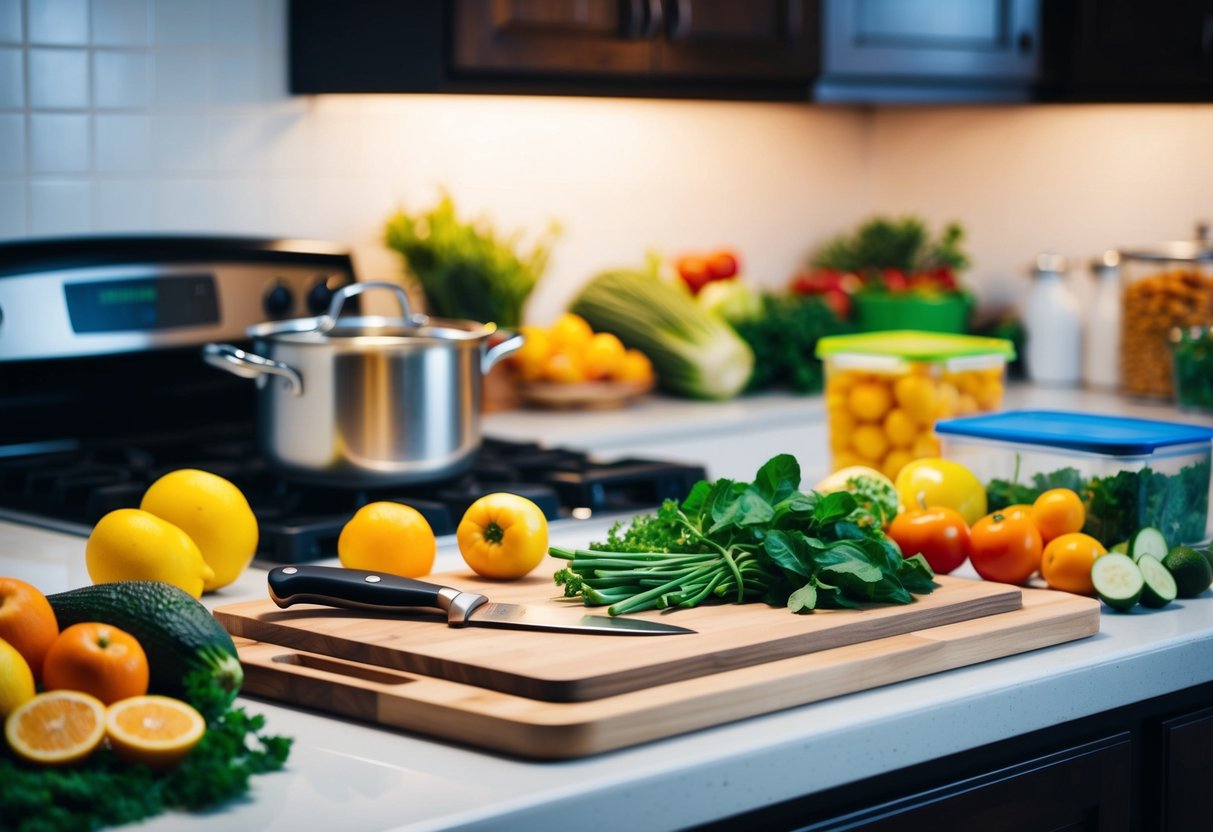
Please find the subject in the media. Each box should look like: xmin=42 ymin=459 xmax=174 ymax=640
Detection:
xmin=267 ymin=565 xmax=479 ymax=619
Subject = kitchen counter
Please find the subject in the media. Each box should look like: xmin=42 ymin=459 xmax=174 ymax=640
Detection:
xmin=3 ymin=384 xmax=1212 ymax=831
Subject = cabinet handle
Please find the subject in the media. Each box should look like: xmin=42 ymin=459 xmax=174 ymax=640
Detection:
xmin=666 ymin=0 xmax=692 ymax=41
xmin=622 ymin=0 xmax=662 ymax=39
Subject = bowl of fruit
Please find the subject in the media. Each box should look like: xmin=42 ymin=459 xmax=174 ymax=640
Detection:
xmin=509 ymin=313 xmax=655 ymax=410
xmin=790 ymin=216 xmax=973 ymax=334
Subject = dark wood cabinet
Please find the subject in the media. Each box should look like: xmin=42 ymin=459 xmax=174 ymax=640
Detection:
xmin=290 ymin=0 xmax=819 ymax=100
xmin=693 ymin=682 xmax=1213 ymax=832
xmin=451 ymin=0 xmax=818 ymax=87
xmin=816 ymin=0 xmax=1042 ymax=102
xmin=1043 ymin=0 xmax=1213 ymax=101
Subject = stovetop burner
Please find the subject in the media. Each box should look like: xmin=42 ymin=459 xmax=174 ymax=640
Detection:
xmin=0 ymin=435 xmax=705 ymax=563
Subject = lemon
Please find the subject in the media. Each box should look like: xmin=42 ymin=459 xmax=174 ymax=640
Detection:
xmin=0 ymin=637 xmax=36 ymax=719
xmin=893 ymin=375 xmax=938 ymax=424
xmin=848 ymin=381 xmax=893 ymax=422
xmin=338 ymin=502 xmax=437 ymax=578
xmin=86 ymin=508 xmax=214 ymax=599
xmin=511 ymin=325 xmax=552 ymax=381
xmin=581 ymin=331 xmax=626 ymax=381
xmin=547 ymin=312 xmax=594 ymax=352
xmin=140 ymin=469 xmax=259 ymax=592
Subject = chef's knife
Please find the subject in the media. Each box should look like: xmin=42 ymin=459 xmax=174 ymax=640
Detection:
xmin=267 ymin=565 xmax=695 ymax=636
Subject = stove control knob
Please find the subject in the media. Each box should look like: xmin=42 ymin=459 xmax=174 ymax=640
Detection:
xmin=263 ymin=282 xmax=294 ymax=319
xmin=307 ymin=277 xmax=341 ymax=315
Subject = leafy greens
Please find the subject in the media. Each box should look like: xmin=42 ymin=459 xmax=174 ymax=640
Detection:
xmin=553 ymin=454 xmax=936 ymax=615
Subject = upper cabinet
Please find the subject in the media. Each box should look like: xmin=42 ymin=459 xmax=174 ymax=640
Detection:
xmin=816 ymin=0 xmax=1041 ymax=103
xmin=291 ymin=0 xmax=820 ymax=101
xmin=1042 ymin=0 xmax=1213 ymax=102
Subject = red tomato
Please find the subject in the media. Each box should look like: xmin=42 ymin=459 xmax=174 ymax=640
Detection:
xmin=887 ymin=507 xmax=970 ymax=575
xmin=881 ymin=268 xmax=910 ymax=292
xmin=676 ymin=255 xmax=712 ymax=294
xmin=706 ymin=250 xmax=739 ymax=281
xmin=969 ymin=510 xmax=1043 ymax=585
xmin=822 ymin=288 xmax=852 ymax=320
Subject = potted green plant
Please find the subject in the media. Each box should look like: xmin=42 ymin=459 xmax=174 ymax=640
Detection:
xmin=789 ymin=216 xmax=973 ymax=333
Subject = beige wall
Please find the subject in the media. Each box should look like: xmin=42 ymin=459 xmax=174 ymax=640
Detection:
xmin=2 ymin=0 xmax=1211 ymax=325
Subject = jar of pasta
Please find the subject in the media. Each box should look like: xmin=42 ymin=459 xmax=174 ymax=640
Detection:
xmin=1118 ymin=242 xmax=1213 ymax=399
xmin=815 ymin=331 xmax=1016 ymax=480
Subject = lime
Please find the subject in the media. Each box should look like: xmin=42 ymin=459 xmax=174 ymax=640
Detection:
xmin=1109 ymin=541 xmax=1129 ymax=555
xmin=1161 ymin=545 xmax=1213 ymax=599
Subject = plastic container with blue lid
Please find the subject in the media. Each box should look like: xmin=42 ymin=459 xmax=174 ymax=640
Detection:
xmin=936 ymin=410 xmax=1213 ymax=547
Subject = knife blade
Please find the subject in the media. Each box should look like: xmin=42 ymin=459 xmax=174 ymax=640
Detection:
xmin=267 ymin=565 xmax=695 ymax=636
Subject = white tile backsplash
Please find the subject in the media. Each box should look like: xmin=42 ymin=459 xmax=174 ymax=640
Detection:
xmin=210 ymin=0 xmax=260 ymax=47
xmin=29 ymin=113 xmax=90 ymax=172
xmin=153 ymin=178 xmax=213 ymax=229
xmin=93 ymin=49 xmax=150 ymax=108
xmin=0 ymin=48 xmax=22 ymax=108
xmin=151 ymin=0 xmax=207 ymax=45
xmin=29 ymin=179 xmax=92 ymax=234
xmin=28 ymin=0 xmax=90 ymax=45
xmin=152 ymin=48 xmax=208 ymax=107
xmin=94 ymin=178 xmax=152 ymax=229
xmin=29 ymin=47 xmax=90 ymax=108
xmin=0 ymin=113 xmax=24 ymax=173
xmin=0 ymin=0 xmax=22 ymax=44
xmin=210 ymin=49 xmax=262 ymax=106
xmin=152 ymin=113 xmax=210 ymax=172
xmin=92 ymin=0 xmax=148 ymax=46
xmin=94 ymin=112 xmax=150 ymax=170
xmin=0 ymin=181 xmax=25 ymax=235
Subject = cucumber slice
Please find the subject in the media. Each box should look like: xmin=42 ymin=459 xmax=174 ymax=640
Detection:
xmin=1136 ymin=554 xmax=1178 ymax=609
xmin=1129 ymin=527 xmax=1168 ymax=563
xmin=1091 ymin=553 xmax=1144 ymax=612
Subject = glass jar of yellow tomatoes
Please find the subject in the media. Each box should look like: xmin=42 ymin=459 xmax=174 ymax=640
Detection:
xmin=815 ymin=331 xmax=1016 ymax=480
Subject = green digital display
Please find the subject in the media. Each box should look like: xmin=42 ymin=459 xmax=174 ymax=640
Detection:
xmin=65 ymin=275 xmax=219 ymax=333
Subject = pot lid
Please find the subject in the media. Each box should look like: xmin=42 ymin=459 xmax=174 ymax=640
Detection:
xmin=247 ymin=282 xmax=497 ymax=343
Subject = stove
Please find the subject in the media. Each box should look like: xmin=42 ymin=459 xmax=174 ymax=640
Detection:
xmin=0 ymin=235 xmax=704 ymax=563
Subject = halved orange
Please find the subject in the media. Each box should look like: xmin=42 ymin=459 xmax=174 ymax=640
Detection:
xmin=5 ymin=690 xmax=107 ymax=765
xmin=105 ymin=695 xmax=206 ymax=768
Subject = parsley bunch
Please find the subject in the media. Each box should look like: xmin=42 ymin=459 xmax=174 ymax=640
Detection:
xmin=553 ymin=454 xmax=936 ymax=615
xmin=0 ymin=673 xmax=292 ymax=832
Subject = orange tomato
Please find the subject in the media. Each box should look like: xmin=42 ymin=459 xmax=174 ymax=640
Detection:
xmin=1041 ymin=533 xmax=1107 ymax=595
xmin=887 ymin=507 xmax=971 ymax=575
xmin=1032 ymin=488 xmax=1086 ymax=543
xmin=0 ymin=577 xmax=59 ymax=682
xmin=42 ymin=622 xmax=149 ymax=706
xmin=969 ymin=510 xmax=1043 ymax=585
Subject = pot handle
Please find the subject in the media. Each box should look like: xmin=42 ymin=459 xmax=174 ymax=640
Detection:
xmin=317 ymin=281 xmax=424 ymax=332
xmin=202 ymin=343 xmax=304 ymax=396
xmin=482 ymin=331 xmax=525 ymax=375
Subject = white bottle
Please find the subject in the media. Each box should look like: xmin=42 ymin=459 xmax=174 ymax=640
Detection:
xmin=1083 ymin=251 xmax=1121 ymax=390
xmin=1023 ymin=253 xmax=1082 ymax=387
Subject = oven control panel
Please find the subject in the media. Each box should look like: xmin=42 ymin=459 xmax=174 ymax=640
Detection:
xmin=0 ymin=236 xmax=356 ymax=362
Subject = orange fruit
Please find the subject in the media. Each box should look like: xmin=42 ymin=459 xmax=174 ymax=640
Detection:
xmin=5 ymin=690 xmax=107 ymax=765
xmin=615 ymin=349 xmax=654 ymax=385
xmin=1041 ymin=532 xmax=1107 ymax=596
xmin=42 ymin=622 xmax=149 ymax=706
xmin=1032 ymin=488 xmax=1086 ymax=543
xmin=337 ymin=501 xmax=437 ymax=578
xmin=0 ymin=577 xmax=59 ymax=682
xmin=106 ymin=695 xmax=206 ymax=769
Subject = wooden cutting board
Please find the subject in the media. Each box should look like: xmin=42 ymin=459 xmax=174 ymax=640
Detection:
xmin=232 ymin=586 xmax=1100 ymax=760
xmin=215 ymin=561 xmax=1022 ymax=702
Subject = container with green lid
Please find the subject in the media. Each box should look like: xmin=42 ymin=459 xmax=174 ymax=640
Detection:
xmin=815 ymin=330 xmax=1016 ymax=480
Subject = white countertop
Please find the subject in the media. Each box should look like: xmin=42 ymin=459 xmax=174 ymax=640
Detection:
xmin=3 ymin=384 xmax=1212 ymax=831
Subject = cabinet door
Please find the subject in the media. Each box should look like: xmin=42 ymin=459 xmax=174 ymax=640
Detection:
xmin=451 ymin=0 xmax=654 ymax=76
xmin=1160 ymin=706 xmax=1213 ymax=832
xmin=653 ymin=0 xmax=819 ymax=82
xmin=802 ymin=733 xmax=1133 ymax=832
xmin=1062 ymin=0 xmax=1213 ymax=100
xmin=821 ymin=0 xmax=1039 ymax=81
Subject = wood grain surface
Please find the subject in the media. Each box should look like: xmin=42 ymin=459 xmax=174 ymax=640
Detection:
xmin=215 ymin=561 xmax=1023 ymax=702
xmin=232 ymin=586 xmax=1101 ymax=759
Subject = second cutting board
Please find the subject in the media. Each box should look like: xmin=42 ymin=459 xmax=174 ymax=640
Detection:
xmin=214 ymin=562 xmax=1021 ymax=702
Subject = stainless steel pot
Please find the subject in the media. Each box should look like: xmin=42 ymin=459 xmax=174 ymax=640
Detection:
xmin=203 ymin=282 xmax=522 ymax=486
